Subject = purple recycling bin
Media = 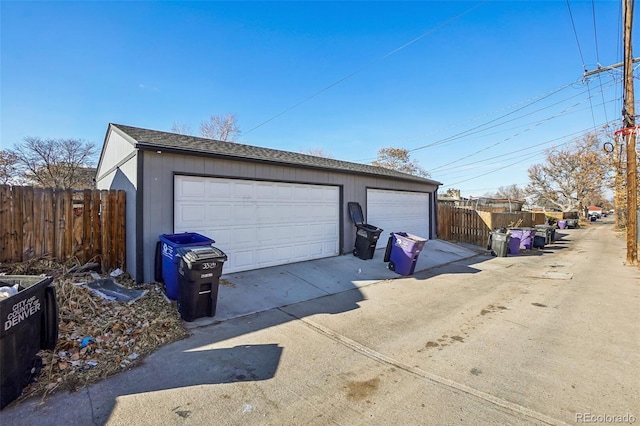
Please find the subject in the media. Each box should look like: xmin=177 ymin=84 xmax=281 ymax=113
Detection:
xmin=508 ymin=232 xmax=521 ymax=254
xmin=385 ymin=232 xmax=428 ymax=276
xmin=510 ymin=228 xmax=535 ymax=250
xmin=557 ymin=220 xmax=567 ymax=229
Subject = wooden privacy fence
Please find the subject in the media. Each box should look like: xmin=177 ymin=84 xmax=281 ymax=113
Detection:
xmin=438 ymin=204 xmax=547 ymax=247
xmin=0 ymin=185 xmax=125 ymax=271
xmin=438 ymin=204 xmax=488 ymax=247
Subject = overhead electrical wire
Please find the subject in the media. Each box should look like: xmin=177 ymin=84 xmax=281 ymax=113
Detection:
xmin=242 ymin=1 xmax=488 ymax=137
xmin=589 ymin=0 xmax=610 ymax=129
xmin=437 ymin=117 xmax=619 ymax=189
xmin=421 ymin=75 xmax=622 ymax=171
xmin=435 ymin=116 xmax=620 ymax=185
xmin=433 ymin=122 xmax=613 ymax=176
xmin=441 ymin=149 xmax=549 ymax=188
xmin=355 ymin=75 xmax=620 ymax=164
xmin=434 ymin=114 xmax=620 ymax=184
xmin=407 ymin=81 xmax=580 ymax=154
xmin=428 ymin=2 xmax=626 ymax=191
xmin=426 ymin=90 xmax=613 ymax=173
xmin=566 ymin=0 xmax=587 ymax=72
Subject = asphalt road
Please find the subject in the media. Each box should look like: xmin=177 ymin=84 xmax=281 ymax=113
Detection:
xmin=2 ymin=220 xmax=638 ymax=425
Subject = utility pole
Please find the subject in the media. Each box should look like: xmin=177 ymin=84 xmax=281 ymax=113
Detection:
xmin=585 ymin=0 xmax=638 ymax=265
xmin=623 ymin=0 xmax=638 ymax=265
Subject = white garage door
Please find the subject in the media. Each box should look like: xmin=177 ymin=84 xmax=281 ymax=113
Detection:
xmin=174 ymin=176 xmax=340 ymax=274
xmin=366 ymin=189 xmax=430 ymax=247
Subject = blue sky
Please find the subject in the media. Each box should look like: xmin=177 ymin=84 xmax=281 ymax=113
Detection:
xmin=1 ymin=1 xmax=633 ymax=197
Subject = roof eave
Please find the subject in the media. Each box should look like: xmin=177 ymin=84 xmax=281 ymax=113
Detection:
xmin=135 ymin=142 xmax=441 ymax=186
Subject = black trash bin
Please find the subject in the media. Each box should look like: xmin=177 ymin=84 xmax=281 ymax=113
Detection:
xmin=1 ymin=275 xmax=58 ymax=410
xmin=533 ymin=230 xmax=546 ymax=249
xmin=488 ymin=230 xmax=510 ymax=257
xmin=177 ymin=246 xmax=227 ymax=322
xmin=566 ymin=218 xmax=579 ymax=228
xmin=347 ymin=202 xmax=383 ymax=260
xmin=535 ymin=224 xmax=555 ymax=245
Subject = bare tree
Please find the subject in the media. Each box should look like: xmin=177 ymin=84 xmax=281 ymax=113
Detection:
xmin=372 ymin=147 xmax=430 ymax=178
xmin=170 ymin=122 xmax=193 ymax=135
xmin=494 ymin=184 xmax=526 ymax=200
xmin=8 ymin=137 xmax=98 ymax=189
xmin=526 ymin=133 xmax=610 ymax=212
xmin=199 ymin=113 xmax=241 ymax=141
xmin=0 ymin=150 xmax=21 ymax=185
xmin=299 ymin=148 xmax=334 ymax=159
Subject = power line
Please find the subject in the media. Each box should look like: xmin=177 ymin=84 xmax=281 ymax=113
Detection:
xmin=242 ymin=2 xmax=487 ymax=137
xmin=566 ymin=0 xmax=587 ymax=72
xmin=426 ymin=96 xmax=595 ymax=173
xmin=435 ymin=118 xmax=620 ymax=187
xmin=591 ymin=0 xmax=601 ymax=63
xmin=356 ymin=76 xmax=617 ymax=164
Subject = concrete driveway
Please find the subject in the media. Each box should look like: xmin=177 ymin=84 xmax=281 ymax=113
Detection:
xmin=1 ymin=225 xmax=638 ymax=425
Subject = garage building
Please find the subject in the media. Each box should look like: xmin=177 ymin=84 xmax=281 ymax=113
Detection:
xmin=95 ymin=123 xmax=441 ymax=283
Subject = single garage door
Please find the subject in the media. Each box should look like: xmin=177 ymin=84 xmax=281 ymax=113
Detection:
xmin=366 ymin=189 xmax=430 ymax=248
xmin=174 ymin=176 xmax=340 ymax=274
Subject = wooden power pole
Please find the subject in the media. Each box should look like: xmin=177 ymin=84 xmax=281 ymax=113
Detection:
xmin=585 ymin=0 xmax=638 ymax=264
xmin=623 ymin=0 xmax=638 ymax=265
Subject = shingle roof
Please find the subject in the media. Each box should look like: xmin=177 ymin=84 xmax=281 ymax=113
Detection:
xmin=111 ymin=123 xmax=441 ymax=186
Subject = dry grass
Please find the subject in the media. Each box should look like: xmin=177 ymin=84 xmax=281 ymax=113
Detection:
xmin=2 ymin=258 xmax=190 ymax=406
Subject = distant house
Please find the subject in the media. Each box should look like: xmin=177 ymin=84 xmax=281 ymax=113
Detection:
xmin=437 ymin=189 xmax=469 ymax=207
xmin=587 ymin=206 xmax=603 ymax=217
xmin=450 ymin=196 xmax=525 ymax=212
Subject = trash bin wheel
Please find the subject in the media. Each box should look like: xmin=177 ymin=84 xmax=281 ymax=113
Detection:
xmin=22 ymin=356 xmax=43 ymax=386
xmin=353 ymin=248 xmax=359 ymax=257
xmin=388 ymin=261 xmax=396 ymax=271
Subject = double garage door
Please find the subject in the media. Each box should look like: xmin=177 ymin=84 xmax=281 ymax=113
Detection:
xmin=174 ymin=176 xmax=340 ymax=274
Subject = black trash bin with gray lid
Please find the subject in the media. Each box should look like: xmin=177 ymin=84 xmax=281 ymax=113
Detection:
xmin=178 ymin=246 xmax=227 ymax=322
xmin=534 ymin=224 xmax=555 ymax=245
xmin=1 ymin=275 xmax=58 ymax=409
xmin=347 ymin=202 xmax=384 ymax=260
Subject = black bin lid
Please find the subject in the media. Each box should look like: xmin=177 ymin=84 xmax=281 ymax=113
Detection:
xmin=348 ymin=202 xmax=365 ymax=225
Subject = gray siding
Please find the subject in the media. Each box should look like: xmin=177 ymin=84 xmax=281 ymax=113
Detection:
xmin=95 ymin=131 xmax=140 ymax=281
xmin=138 ymin=150 xmax=437 ymax=283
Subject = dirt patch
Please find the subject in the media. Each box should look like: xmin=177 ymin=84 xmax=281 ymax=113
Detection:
xmin=219 ymin=278 xmax=236 ymax=288
xmin=425 ymin=341 xmax=439 ymax=348
xmin=345 ymin=377 xmax=380 ymax=401
xmin=481 ymin=304 xmax=508 ymax=315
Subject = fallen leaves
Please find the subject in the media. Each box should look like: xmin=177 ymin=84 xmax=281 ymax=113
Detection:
xmin=3 ymin=260 xmax=190 ymax=405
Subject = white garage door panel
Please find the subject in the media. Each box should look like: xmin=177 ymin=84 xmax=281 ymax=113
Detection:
xmin=175 ymin=176 xmax=340 ymax=274
xmin=367 ymin=189 xmax=430 ymax=248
